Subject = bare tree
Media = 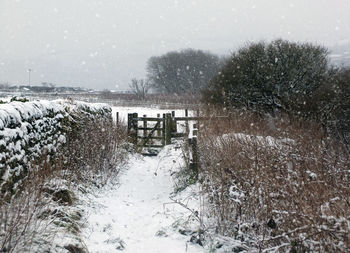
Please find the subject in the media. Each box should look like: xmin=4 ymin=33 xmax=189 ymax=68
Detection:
xmin=146 ymin=49 xmax=223 ymax=95
xmin=129 ymin=78 xmax=150 ymax=100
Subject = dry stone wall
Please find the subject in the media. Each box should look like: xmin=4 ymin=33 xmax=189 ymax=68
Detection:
xmin=0 ymin=99 xmax=111 ymax=195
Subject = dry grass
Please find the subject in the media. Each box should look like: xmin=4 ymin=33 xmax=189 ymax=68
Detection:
xmin=58 ymin=117 xmax=128 ymax=186
xmin=0 ymin=171 xmax=51 ymax=252
xmin=197 ymin=109 xmax=350 ymax=252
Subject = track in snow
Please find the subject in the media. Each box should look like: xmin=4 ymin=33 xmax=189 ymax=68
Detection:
xmin=83 ymin=143 xmax=203 ymax=253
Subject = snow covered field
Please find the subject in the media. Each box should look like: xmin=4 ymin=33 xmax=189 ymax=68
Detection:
xmin=82 ymin=142 xmax=204 ymax=253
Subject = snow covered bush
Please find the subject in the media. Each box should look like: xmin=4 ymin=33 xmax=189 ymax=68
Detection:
xmin=323 ymin=67 xmax=350 ymax=150
xmin=197 ymin=110 xmax=350 ymax=252
xmin=202 ymin=39 xmax=331 ymax=117
xmin=202 ymin=40 xmax=350 ymax=152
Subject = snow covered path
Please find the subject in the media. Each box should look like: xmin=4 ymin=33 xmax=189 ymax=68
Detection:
xmin=83 ymin=144 xmax=204 ymax=253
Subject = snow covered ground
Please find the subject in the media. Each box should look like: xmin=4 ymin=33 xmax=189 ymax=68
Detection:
xmin=82 ymin=142 xmax=204 ymax=253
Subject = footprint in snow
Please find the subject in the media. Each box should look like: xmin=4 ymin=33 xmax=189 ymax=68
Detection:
xmin=104 ymin=237 xmax=125 ymax=251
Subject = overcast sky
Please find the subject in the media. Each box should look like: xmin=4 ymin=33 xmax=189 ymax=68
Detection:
xmin=1 ymin=0 xmax=349 ymax=90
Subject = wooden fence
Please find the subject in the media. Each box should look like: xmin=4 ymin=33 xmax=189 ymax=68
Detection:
xmin=127 ymin=110 xmax=191 ymax=150
xmin=126 ymin=110 xmax=228 ymax=157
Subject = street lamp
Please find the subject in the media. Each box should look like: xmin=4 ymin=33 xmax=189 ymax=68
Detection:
xmin=28 ymin=69 xmax=32 ymax=86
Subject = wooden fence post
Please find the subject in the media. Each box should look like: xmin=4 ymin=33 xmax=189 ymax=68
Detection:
xmin=185 ymin=109 xmax=189 ymax=134
xmin=127 ymin=113 xmax=132 ymax=134
xmin=171 ymin=110 xmax=177 ymax=133
xmin=157 ymin=113 xmax=161 ymax=137
xmin=165 ymin=113 xmax=172 ymax=145
xmin=143 ymin=114 xmax=147 ymax=138
xmin=162 ymin=113 xmax=166 ymax=146
xmin=131 ymin=113 xmax=138 ymax=145
xmin=188 ymin=137 xmax=199 ymax=176
xmin=116 ymin=112 xmax=119 ymax=126
xmin=192 ymin=137 xmax=198 ymax=171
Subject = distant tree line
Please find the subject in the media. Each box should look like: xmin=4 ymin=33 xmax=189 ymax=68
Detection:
xmin=0 ymin=84 xmax=89 ymax=93
xmin=146 ymin=49 xmax=224 ymax=95
xmin=129 ymin=41 xmax=350 ymax=146
xmin=129 ymin=48 xmax=224 ymax=98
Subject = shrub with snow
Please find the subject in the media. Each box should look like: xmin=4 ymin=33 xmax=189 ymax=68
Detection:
xmin=197 ymin=110 xmax=350 ymax=252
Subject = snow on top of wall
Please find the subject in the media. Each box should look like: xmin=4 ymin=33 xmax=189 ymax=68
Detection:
xmin=0 ymin=100 xmax=64 ymax=130
xmin=0 ymin=99 xmax=110 ymax=130
xmin=0 ymin=104 xmax=22 ymax=129
xmin=67 ymin=100 xmax=111 ymax=113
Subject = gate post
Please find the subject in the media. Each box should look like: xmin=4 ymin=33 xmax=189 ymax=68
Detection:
xmin=116 ymin=112 xmax=119 ymax=126
xmin=157 ymin=114 xmax=161 ymax=137
xmin=127 ymin=113 xmax=133 ymax=135
xmin=129 ymin=113 xmax=138 ymax=145
xmin=143 ymin=114 xmax=147 ymax=139
xmin=185 ymin=109 xmax=189 ymax=134
xmin=162 ymin=114 xmax=166 ymax=146
xmin=192 ymin=137 xmax=199 ymax=171
xmin=165 ymin=113 xmax=172 ymax=145
xmin=188 ymin=137 xmax=199 ymax=177
xmin=171 ymin=111 xmax=177 ymax=133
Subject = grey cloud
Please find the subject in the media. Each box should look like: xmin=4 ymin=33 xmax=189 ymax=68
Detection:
xmin=0 ymin=0 xmax=349 ymax=89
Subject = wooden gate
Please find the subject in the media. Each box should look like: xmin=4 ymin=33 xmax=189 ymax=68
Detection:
xmin=127 ymin=113 xmax=166 ymax=153
xmin=127 ymin=110 xmax=228 ymax=156
xmin=127 ymin=111 xmax=191 ymax=155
